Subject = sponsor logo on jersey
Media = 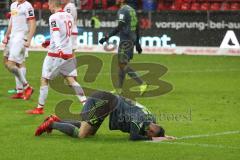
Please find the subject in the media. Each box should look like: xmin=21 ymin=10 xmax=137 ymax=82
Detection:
xmin=11 ymin=9 xmax=18 ymax=16
xmin=51 ymin=20 xmax=57 ymax=28
xmin=28 ymin=10 xmax=34 ymax=17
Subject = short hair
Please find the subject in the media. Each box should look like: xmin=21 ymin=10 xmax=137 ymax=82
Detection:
xmin=155 ymin=126 xmax=165 ymax=137
xmin=48 ymin=0 xmax=62 ymax=7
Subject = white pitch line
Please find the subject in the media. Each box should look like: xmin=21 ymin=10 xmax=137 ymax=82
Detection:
xmin=1 ymin=68 xmax=240 ymax=80
xmin=146 ymin=130 xmax=240 ymax=150
xmin=178 ymin=130 xmax=240 ymax=140
xmin=160 ymin=141 xmax=240 ymax=150
xmin=170 ymin=68 xmax=240 ymax=73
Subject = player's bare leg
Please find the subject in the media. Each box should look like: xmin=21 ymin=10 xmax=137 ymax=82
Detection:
xmin=3 ymin=53 xmax=17 ymax=94
xmin=3 ymin=56 xmax=8 ymax=68
xmin=65 ymin=76 xmax=87 ymax=105
xmin=5 ymin=60 xmax=33 ymax=100
xmin=26 ymin=78 xmax=48 ymax=114
xmin=11 ymin=63 xmax=26 ymax=99
xmin=3 ymin=50 xmax=28 ymax=97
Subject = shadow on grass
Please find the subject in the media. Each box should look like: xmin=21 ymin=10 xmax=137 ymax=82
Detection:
xmin=33 ymin=132 xmax=134 ymax=144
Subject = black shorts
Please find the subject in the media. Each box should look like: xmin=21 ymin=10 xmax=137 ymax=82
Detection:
xmin=118 ymin=40 xmax=134 ymax=64
xmin=80 ymin=91 xmax=119 ymax=130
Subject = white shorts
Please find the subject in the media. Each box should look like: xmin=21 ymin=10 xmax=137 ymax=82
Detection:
xmin=4 ymin=43 xmax=28 ymax=60
xmin=41 ymin=56 xmax=78 ymax=80
xmin=71 ymin=34 xmax=78 ymax=50
xmin=8 ymin=33 xmax=27 ymax=64
xmin=3 ymin=43 xmax=10 ymax=57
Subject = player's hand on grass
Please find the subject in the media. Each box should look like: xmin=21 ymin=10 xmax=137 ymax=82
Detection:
xmin=99 ymin=36 xmax=109 ymax=44
xmin=42 ymin=40 xmax=50 ymax=48
xmin=152 ymin=135 xmax=176 ymax=142
xmin=136 ymin=43 xmax=142 ymax=54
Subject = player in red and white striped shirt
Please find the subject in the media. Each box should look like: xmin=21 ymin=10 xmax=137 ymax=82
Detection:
xmin=3 ymin=0 xmax=36 ymax=100
xmin=26 ymin=0 xmax=86 ymax=115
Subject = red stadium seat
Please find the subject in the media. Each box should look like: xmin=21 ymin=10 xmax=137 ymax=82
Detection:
xmin=221 ymin=3 xmax=230 ymax=11
xmin=81 ymin=0 xmax=93 ymax=10
xmin=33 ymin=1 xmax=42 ymax=10
xmin=42 ymin=2 xmax=49 ymax=10
xmin=200 ymin=3 xmax=210 ymax=10
xmin=93 ymin=0 xmax=107 ymax=9
xmin=191 ymin=3 xmax=200 ymax=10
xmin=175 ymin=0 xmax=183 ymax=3
xmin=230 ymin=3 xmax=239 ymax=10
xmin=180 ymin=3 xmax=190 ymax=10
xmin=210 ymin=3 xmax=220 ymax=10
xmin=182 ymin=0 xmax=192 ymax=3
xmin=157 ymin=2 xmax=167 ymax=11
xmin=170 ymin=4 xmax=180 ymax=10
xmin=107 ymin=6 xmax=119 ymax=11
xmin=103 ymin=0 xmax=108 ymax=9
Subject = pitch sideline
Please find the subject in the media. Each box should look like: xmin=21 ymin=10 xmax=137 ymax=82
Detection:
xmin=147 ymin=130 xmax=240 ymax=149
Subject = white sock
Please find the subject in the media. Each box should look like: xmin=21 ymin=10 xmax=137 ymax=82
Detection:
xmin=15 ymin=67 xmax=26 ymax=93
xmin=20 ymin=67 xmax=28 ymax=89
xmin=37 ymin=86 xmax=49 ymax=108
xmin=71 ymin=81 xmax=87 ymax=105
xmin=20 ymin=67 xmax=26 ymax=77
xmin=15 ymin=76 xmax=23 ymax=93
xmin=11 ymin=66 xmax=28 ymax=87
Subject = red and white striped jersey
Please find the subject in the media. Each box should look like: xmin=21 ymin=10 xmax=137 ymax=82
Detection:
xmin=48 ymin=10 xmax=74 ymax=54
xmin=63 ymin=2 xmax=78 ymax=35
xmin=10 ymin=0 xmax=35 ymax=35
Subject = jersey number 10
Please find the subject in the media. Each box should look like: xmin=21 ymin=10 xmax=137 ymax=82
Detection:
xmin=64 ymin=20 xmax=72 ymax=37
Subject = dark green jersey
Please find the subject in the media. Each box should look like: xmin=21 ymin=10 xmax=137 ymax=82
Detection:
xmin=109 ymin=96 xmax=156 ymax=140
xmin=82 ymin=91 xmax=155 ymax=140
xmin=117 ymin=5 xmax=138 ymax=41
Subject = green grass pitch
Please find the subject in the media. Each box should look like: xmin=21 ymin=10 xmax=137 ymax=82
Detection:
xmin=0 ymin=51 xmax=240 ymax=160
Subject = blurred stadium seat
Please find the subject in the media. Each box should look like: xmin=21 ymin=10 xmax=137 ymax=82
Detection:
xmin=210 ymin=3 xmax=220 ymax=10
xmin=190 ymin=2 xmax=200 ymax=10
xmin=33 ymin=1 xmax=42 ymax=10
xmin=42 ymin=2 xmax=49 ymax=10
xmin=221 ymin=3 xmax=230 ymax=10
xmin=4 ymin=0 xmax=240 ymax=11
xmin=157 ymin=2 xmax=167 ymax=11
xmin=200 ymin=2 xmax=210 ymax=10
xmin=181 ymin=2 xmax=190 ymax=10
xmin=230 ymin=2 xmax=239 ymax=10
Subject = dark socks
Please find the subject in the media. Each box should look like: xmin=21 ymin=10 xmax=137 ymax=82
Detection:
xmin=118 ymin=64 xmax=144 ymax=88
xmin=51 ymin=122 xmax=79 ymax=138
xmin=118 ymin=67 xmax=126 ymax=88
xmin=126 ymin=66 xmax=143 ymax=84
xmin=60 ymin=120 xmax=81 ymax=128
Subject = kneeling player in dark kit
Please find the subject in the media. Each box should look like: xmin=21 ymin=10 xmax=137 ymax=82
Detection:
xmin=35 ymin=91 xmax=175 ymax=141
